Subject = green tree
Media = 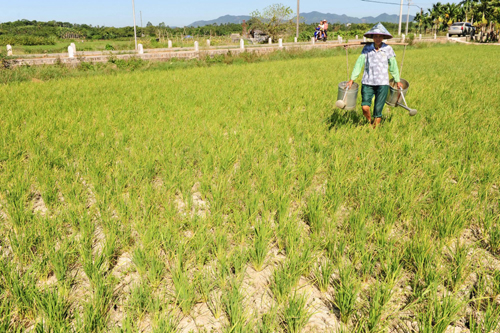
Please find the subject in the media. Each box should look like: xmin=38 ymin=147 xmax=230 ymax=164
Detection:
xmin=250 ymin=3 xmax=295 ymax=41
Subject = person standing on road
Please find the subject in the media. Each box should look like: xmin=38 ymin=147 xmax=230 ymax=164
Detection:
xmin=323 ymin=20 xmax=329 ymax=38
xmin=347 ymin=23 xmax=403 ymax=128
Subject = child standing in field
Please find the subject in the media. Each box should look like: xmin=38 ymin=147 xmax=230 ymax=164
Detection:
xmin=347 ymin=23 xmax=403 ymax=128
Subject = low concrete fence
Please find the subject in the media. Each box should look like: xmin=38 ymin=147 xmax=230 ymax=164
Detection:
xmin=6 ymin=36 xmax=449 ymax=67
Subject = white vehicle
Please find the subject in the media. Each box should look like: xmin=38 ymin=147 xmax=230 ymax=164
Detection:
xmin=448 ymin=22 xmax=475 ymax=37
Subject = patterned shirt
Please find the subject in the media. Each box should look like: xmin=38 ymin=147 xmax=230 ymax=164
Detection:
xmin=361 ymin=43 xmax=396 ymax=86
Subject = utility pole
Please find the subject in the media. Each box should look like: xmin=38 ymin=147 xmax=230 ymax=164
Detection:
xmin=140 ymin=11 xmax=143 ymax=37
xmin=398 ymin=0 xmax=404 ymax=36
xmin=132 ymin=0 xmax=138 ymax=50
xmin=405 ymin=0 xmax=411 ymax=35
xmin=296 ymin=0 xmax=300 ymax=39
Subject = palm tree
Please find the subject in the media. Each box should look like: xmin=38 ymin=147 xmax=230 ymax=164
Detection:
xmin=460 ymin=0 xmax=480 ymax=23
xmin=429 ymin=2 xmax=447 ymax=33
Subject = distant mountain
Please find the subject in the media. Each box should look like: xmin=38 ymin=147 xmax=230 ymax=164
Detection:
xmin=187 ymin=12 xmax=414 ymax=27
xmin=188 ymin=15 xmax=252 ymax=27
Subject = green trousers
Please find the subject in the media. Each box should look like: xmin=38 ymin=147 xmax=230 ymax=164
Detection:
xmin=361 ymin=85 xmax=389 ymax=119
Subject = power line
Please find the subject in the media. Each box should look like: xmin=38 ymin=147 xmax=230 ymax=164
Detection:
xmin=361 ymin=0 xmax=422 ymax=9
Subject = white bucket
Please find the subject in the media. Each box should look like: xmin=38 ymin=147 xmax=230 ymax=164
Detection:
xmin=336 ymin=81 xmax=359 ymax=111
xmin=386 ymin=78 xmax=409 ymax=107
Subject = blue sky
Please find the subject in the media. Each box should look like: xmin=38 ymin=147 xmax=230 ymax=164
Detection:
xmin=2 ymin=0 xmax=458 ymax=27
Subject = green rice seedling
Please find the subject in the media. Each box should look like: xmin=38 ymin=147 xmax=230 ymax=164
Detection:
xmin=304 ymin=193 xmax=326 ymax=236
xmin=194 ymin=269 xmax=214 ymax=303
xmin=431 ymin=211 xmax=468 ymax=240
xmin=270 ymin=251 xmax=310 ymax=304
xmin=221 ymin=278 xmax=246 ymax=333
xmin=216 ymin=253 xmax=233 ymax=288
xmin=417 ymin=292 xmax=464 ymax=333
xmin=468 ymin=314 xmax=481 ymax=333
xmin=229 ymin=247 xmax=248 ymax=277
xmin=325 ymin=232 xmax=347 ymax=263
xmin=359 ymin=249 xmax=377 ymax=281
xmin=8 ymin=221 xmax=42 ymax=265
xmin=379 ymin=248 xmax=403 ymax=286
xmin=276 ymin=219 xmax=302 ymax=255
xmin=113 ymin=316 xmax=137 ymax=333
xmin=470 ymin=271 xmax=488 ymax=313
xmin=274 ymin=191 xmax=290 ymax=224
xmin=364 ymin=281 xmax=393 ymax=332
xmin=76 ymin=277 xmax=116 ymax=333
xmin=103 ymin=231 xmax=120 ymax=269
xmin=207 ymin=290 xmax=224 ymax=320
xmin=312 ymin=258 xmax=334 ymax=293
xmin=171 ymin=260 xmax=196 ymax=315
xmin=446 ymin=241 xmax=470 ymax=291
xmin=404 ymin=237 xmax=440 ymax=300
xmin=244 ymin=192 xmax=260 ymax=221
xmin=482 ymin=300 xmax=500 ymax=333
xmin=250 ymin=221 xmax=271 ymax=271
xmin=1 ymin=262 xmax=38 ymax=318
xmin=127 ymin=281 xmax=153 ymax=318
xmin=281 ymin=293 xmax=312 ymax=333
xmin=81 ymin=248 xmax=107 ymax=288
xmin=151 ymin=312 xmax=180 ymax=333
xmin=48 ymin=240 xmax=76 ymax=284
xmin=0 ymin=297 xmax=13 ymax=332
xmin=257 ymin=306 xmax=280 ymax=333
xmin=270 ymin=261 xmax=296 ymax=305
xmin=5 ymin=179 xmax=32 ymax=229
xmin=483 ymin=214 xmax=500 ymax=255
xmin=492 ymin=270 xmax=500 ymax=297
xmin=332 ymin=264 xmax=361 ymax=324
xmin=211 ymin=228 xmax=229 ymax=259
xmin=132 ymin=247 xmax=148 ymax=277
xmin=147 ymin=255 xmax=165 ymax=287
xmin=35 ymin=287 xmax=71 ymax=331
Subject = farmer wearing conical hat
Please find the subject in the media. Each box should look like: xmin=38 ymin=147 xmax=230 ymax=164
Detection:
xmin=347 ymin=23 xmax=403 ymax=128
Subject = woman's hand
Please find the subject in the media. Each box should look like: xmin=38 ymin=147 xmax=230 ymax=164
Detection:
xmin=397 ymin=81 xmax=403 ymax=90
xmin=347 ymin=80 xmax=353 ymax=88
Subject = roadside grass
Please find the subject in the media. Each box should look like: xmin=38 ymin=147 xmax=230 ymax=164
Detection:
xmin=0 ymin=43 xmax=499 ymax=332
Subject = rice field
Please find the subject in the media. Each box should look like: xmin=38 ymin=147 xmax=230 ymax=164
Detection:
xmin=0 ymin=43 xmax=499 ymax=332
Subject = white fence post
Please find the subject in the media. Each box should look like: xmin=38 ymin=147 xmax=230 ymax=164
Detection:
xmin=68 ymin=45 xmax=74 ymax=58
xmin=446 ymin=33 xmax=449 ymax=39
xmin=6 ymin=45 xmax=12 ymax=56
xmin=70 ymin=42 xmax=76 ymax=54
xmin=355 ymin=35 xmax=358 ymax=40
xmin=339 ymin=36 xmax=343 ymax=44
xmin=168 ymin=40 xmax=172 ymax=48
xmin=363 ymin=37 xmax=367 ymax=42
xmin=278 ymin=38 xmax=283 ymax=48
xmin=269 ymin=38 xmax=272 ymax=44
xmin=294 ymin=37 xmax=297 ymax=43
xmin=138 ymin=44 xmax=144 ymax=54
xmin=311 ymin=37 xmax=315 ymax=45
xmin=194 ymin=41 xmax=199 ymax=51
xmin=207 ymin=40 xmax=211 ymax=47
xmin=434 ymin=33 xmax=437 ymax=39
xmin=419 ymin=34 xmax=422 ymax=40
xmin=240 ymin=39 xmax=245 ymax=50
xmin=402 ymin=34 xmax=405 ymax=42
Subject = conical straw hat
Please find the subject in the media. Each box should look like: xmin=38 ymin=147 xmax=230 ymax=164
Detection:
xmin=364 ymin=22 xmax=393 ymax=39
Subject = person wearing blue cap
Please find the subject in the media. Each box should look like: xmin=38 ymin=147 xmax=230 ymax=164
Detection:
xmin=347 ymin=23 xmax=403 ymax=128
